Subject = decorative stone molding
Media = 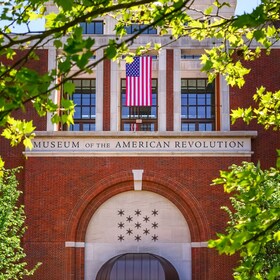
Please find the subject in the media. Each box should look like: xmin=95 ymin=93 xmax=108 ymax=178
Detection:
xmin=65 ymin=242 xmax=85 ymax=248
xmin=132 ymin=169 xmax=144 ymax=191
xmin=191 ymin=242 xmax=208 ymax=248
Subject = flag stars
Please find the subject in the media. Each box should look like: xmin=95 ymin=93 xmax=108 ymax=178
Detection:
xmin=126 ymin=216 xmax=133 ymax=223
xmin=135 ymin=209 xmax=141 ymax=216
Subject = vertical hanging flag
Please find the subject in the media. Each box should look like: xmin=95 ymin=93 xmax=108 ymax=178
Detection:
xmin=126 ymin=56 xmax=152 ymax=106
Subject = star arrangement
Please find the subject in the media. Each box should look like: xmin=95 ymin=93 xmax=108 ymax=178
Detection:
xmin=117 ymin=208 xmax=159 ymax=242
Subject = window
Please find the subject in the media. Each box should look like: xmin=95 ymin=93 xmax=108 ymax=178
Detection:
xmin=68 ymin=79 xmax=96 ymax=131
xmin=181 ymin=79 xmax=215 ymax=131
xmin=181 ymin=49 xmax=203 ymax=60
xmin=125 ymin=24 xmax=157 ymax=34
xmin=121 ymin=79 xmax=158 ymax=131
xmin=80 ymin=21 xmax=103 ymax=34
xmin=181 ymin=54 xmax=201 ymax=60
xmin=122 ymin=55 xmax=158 ymax=60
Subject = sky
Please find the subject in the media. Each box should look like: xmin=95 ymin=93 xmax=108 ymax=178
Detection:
xmin=235 ymin=0 xmax=260 ymax=15
xmin=1 ymin=0 xmax=261 ymax=33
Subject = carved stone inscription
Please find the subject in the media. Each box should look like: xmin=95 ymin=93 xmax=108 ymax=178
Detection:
xmin=26 ymin=136 xmax=253 ymax=156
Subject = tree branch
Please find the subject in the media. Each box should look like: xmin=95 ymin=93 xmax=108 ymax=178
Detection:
xmin=243 ymin=218 xmax=280 ymax=246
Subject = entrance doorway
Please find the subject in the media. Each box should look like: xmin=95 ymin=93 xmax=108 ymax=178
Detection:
xmin=96 ymin=253 xmax=179 ymax=280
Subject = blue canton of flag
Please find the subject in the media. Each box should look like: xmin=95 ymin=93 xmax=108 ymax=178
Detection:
xmin=126 ymin=57 xmax=140 ymax=77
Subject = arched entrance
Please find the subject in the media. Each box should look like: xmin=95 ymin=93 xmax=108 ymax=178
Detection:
xmin=96 ymin=253 xmax=179 ymax=280
xmin=85 ymin=191 xmax=192 ymax=280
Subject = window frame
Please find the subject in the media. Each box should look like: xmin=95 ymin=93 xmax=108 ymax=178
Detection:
xmin=80 ymin=21 xmax=104 ymax=34
xmin=181 ymin=78 xmax=216 ymax=131
xmin=124 ymin=24 xmax=157 ymax=35
xmin=67 ymin=79 xmax=96 ymax=131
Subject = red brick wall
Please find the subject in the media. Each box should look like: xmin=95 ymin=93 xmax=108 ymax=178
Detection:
xmin=0 ymin=49 xmax=48 ymax=168
xmin=230 ymin=49 xmax=280 ymax=168
xmin=166 ymin=49 xmax=174 ymax=131
xmin=0 ymin=49 xmax=48 ymax=132
xmin=23 ymin=155 xmax=247 ymax=279
xmin=1 ymin=48 xmax=279 ymax=280
xmin=103 ymin=58 xmax=111 ymax=130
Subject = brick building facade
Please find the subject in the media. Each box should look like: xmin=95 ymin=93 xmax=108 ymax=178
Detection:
xmin=0 ymin=1 xmax=279 ymax=279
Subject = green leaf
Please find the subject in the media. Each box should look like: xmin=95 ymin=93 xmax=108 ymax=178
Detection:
xmin=54 ymin=39 xmax=63 ymax=49
xmin=211 ymin=161 xmax=280 ymax=278
xmin=204 ymin=6 xmax=213 ymax=16
xmin=58 ymin=58 xmax=72 ymax=73
xmin=276 ymin=150 xmax=280 ymax=169
xmin=254 ymin=29 xmax=265 ymax=41
xmin=51 ymin=113 xmax=60 ymax=124
xmin=106 ymin=43 xmax=118 ymax=59
xmin=63 ymin=81 xmax=75 ymax=95
xmin=61 ymin=113 xmax=74 ymax=125
xmin=6 ymin=48 xmax=16 ymax=60
xmin=54 ymin=0 xmax=74 ymax=11
xmin=61 ymin=98 xmax=74 ymax=110
xmin=23 ymin=138 xmax=33 ymax=150
xmin=154 ymin=43 xmax=161 ymax=50
xmin=1 ymin=117 xmax=36 ymax=147
xmin=274 ymin=231 xmax=280 ymax=242
xmin=0 ymin=157 xmax=4 ymax=177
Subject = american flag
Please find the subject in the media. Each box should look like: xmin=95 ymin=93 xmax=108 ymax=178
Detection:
xmin=126 ymin=56 xmax=152 ymax=106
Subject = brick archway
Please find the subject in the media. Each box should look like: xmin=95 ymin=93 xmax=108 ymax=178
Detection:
xmin=65 ymin=171 xmax=210 ymax=280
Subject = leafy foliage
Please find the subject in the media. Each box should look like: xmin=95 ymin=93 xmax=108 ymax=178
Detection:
xmin=210 ymin=162 xmax=280 ymax=279
xmin=0 ymin=0 xmax=279 ymax=149
xmin=0 ymin=1 xmax=280 ymax=278
xmin=0 ymin=167 xmax=41 ymax=279
xmin=231 ymin=87 xmax=280 ymax=130
xmin=1 ymin=117 xmax=35 ymax=149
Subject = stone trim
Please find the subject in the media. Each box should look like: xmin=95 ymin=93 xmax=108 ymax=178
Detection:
xmin=132 ymin=169 xmax=144 ymax=190
xmin=65 ymin=241 xmax=85 ymax=248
